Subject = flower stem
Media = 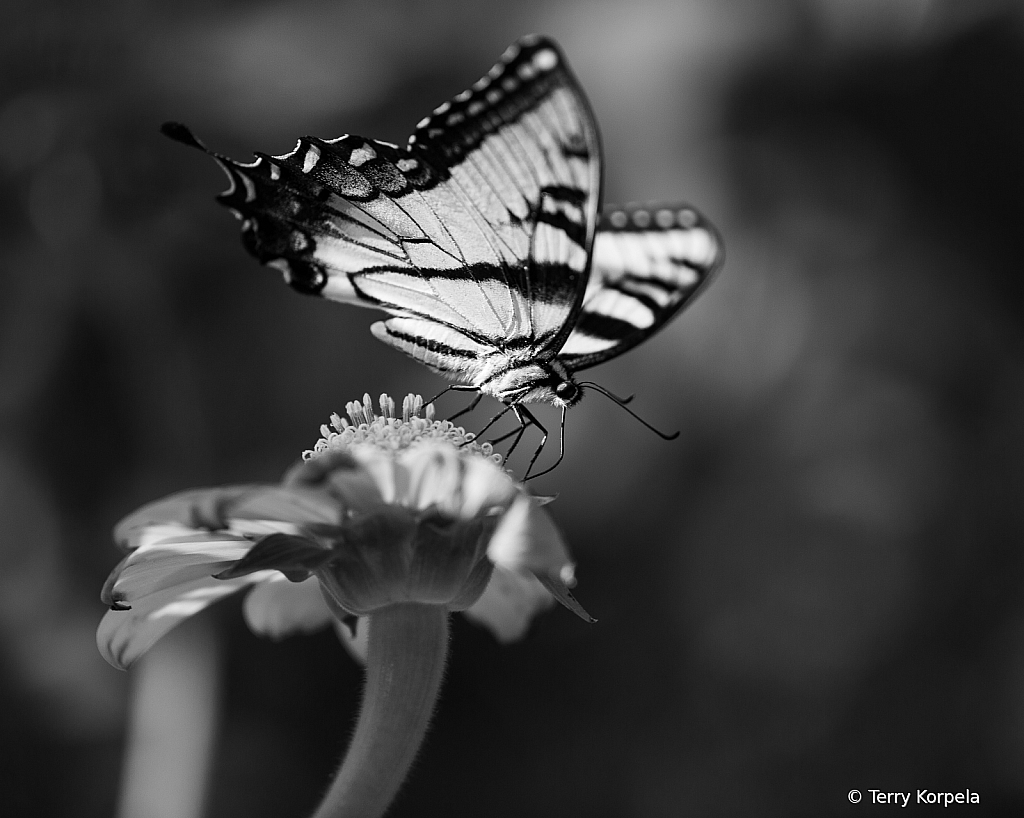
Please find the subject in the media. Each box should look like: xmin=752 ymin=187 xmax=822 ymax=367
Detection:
xmin=312 ymin=604 xmax=449 ymax=818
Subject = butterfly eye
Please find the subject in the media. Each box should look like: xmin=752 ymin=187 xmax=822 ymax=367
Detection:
xmin=555 ymin=381 xmax=578 ymax=400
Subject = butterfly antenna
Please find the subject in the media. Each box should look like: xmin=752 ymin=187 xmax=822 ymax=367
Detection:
xmin=578 ymin=381 xmax=634 ymax=405
xmin=582 ymin=384 xmax=679 ymax=440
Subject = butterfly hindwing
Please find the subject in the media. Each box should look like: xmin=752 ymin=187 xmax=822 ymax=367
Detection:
xmin=368 ymin=317 xmax=496 ymax=385
xmin=188 ymin=34 xmax=602 ymax=388
xmin=555 ymin=203 xmax=723 ymax=370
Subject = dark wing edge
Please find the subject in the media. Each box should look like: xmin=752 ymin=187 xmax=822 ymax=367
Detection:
xmin=555 ymin=202 xmax=724 ymax=371
xmin=408 ymin=33 xmax=604 ymax=356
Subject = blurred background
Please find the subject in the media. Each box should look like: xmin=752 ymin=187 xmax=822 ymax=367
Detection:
xmin=3 ymin=0 xmax=1024 ymax=815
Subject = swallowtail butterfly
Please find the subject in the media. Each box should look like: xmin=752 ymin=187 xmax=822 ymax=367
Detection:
xmin=164 ymin=34 xmax=723 ymax=476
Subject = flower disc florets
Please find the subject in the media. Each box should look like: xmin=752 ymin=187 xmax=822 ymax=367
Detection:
xmin=304 ymin=393 xmax=502 ymax=464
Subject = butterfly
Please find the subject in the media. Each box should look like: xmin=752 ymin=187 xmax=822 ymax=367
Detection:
xmin=163 ymin=34 xmax=723 ymax=477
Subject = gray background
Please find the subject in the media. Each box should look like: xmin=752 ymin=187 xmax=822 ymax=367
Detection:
xmin=2 ymin=1 xmax=1022 ymax=815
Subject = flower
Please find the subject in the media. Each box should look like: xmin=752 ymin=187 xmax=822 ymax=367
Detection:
xmin=98 ymin=393 xmax=595 ymax=818
xmin=97 ymin=393 xmax=591 ymax=671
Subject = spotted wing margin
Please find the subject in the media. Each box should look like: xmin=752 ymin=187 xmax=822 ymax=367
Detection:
xmin=555 ymin=203 xmax=723 ymax=371
xmin=165 ymin=35 xmax=601 ymax=386
xmin=407 ymin=33 xmax=602 ymax=357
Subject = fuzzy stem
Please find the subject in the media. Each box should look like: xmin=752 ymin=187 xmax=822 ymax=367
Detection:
xmin=312 ymin=604 xmax=449 ymax=818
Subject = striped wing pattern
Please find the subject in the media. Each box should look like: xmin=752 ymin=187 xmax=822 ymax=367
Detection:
xmin=197 ymin=34 xmax=600 ymax=388
xmin=556 ymin=203 xmax=723 ymax=370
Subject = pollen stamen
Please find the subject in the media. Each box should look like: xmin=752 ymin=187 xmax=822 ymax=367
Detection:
xmin=304 ymin=393 xmax=502 ymax=464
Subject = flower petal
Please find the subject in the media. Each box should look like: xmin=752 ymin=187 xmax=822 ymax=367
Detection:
xmin=229 ymin=486 xmax=340 ymax=526
xmin=487 ymin=494 xmax=572 ymax=577
xmin=223 ymin=519 xmax=304 ymax=538
xmin=463 ymin=565 xmax=554 ymax=642
xmin=242 ymin=575 xmax=333 ymax=639
xmin=487 ymin=494 xmax=595 ymax=623
xmin=97 ymin=572 xmax=273 ymax=670
xmin=399 ymin=444 xmax=463 ymax=513
xmin=458 ymin=454 xmax=519 ymax=517
xmin=347 ymin=448 xmax=398 ymax=505
xmin=114 ymin=486 xmax=340 ymax=552
xmin=215 ymin=532 xmax=334 ymax=581
xmin=285 ymin=451 xmax=387 ymax=511
xmin=106 ymin=530 xmax=254 ymax=606
xmin=534 ymin=574 xmax=595 ymax=624
xmin=113 ymin=487 xmax=253 ymax=550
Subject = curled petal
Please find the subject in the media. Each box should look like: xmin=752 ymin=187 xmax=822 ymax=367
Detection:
xmin=458 ymin=453 xmax=519 ymax=517
xmin=487 ymin=494 xmax=572 ymax=578
xmin=104 ymin=528 xmax=253 ymax=607
xmin=222 ymin=518 xmax=304 ymax=538
xmin=113 ymin=487 xmax=254 ymax=550
xmin=487 ymin=495 xmax=595 ymax=623
xmin=463 ymin=565 xmax=554 ymax=642
xmin=351 ymin=447 xmax=405 ymax=506
xmin=243 ymin=575 xmax=333 ymax=639
xmin=284 ymin=451 xmax=387 ymax=512
xmin=227 ymin=486 xmax=341 ymax=527
xmin=216 ymin=532 xmax=334 ymax=581
xmin=285 ymin=449 xmax=357 ymax=485
xmin=98 ymin=572 xmax=274 ymax=670
xmin=399 ymin=445 xmax=464 ymax=514
xmin=394 ymin=442 xmax=517 ymax=518
xmin=114 ymin=485 xmax=340 ymax=552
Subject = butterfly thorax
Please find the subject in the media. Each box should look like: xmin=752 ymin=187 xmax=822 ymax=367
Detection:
xmin=477 ymin=359 xmax=582 ymax=408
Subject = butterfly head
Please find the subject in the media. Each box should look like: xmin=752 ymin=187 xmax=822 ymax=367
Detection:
xmin=536 ymin=360 xmax=582 ymax=407
xmin=551 ymin=377 xmax=582 ymax=407
xmin=484 ymin=360 xmax=582 ymax=408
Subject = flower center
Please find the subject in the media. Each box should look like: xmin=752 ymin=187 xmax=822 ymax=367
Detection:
xmin=303 ymin=393 xmax=502 ymax=464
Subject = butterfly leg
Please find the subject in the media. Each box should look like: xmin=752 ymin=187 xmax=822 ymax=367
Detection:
xmin=491 ymin=416 xmax=533 ymax=460
xmin=521 ymin=405 xmax=568 ymax=481
xmin=446 ymin=392 xmax=483 ymax=422
xmin=426 ymin=384 xmax=456 ymax=405
xmin=470 ymin=402 xmax=515 ymax=443
xmin=426 ymin=383 xmax=478 ymax=414
xmin=515 ymin=405 xmax=551 ymax=481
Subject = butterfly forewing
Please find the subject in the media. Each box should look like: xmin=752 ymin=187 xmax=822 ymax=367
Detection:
xmin=200 ymin=34 xmax=602 ymax=390
xmin=409 ymin=36 xmax=602 ymax=354
xmin=168 ymin=34 xmax=724 ymax=437
xmin=555 ymin=203 xmax=723 ymax=371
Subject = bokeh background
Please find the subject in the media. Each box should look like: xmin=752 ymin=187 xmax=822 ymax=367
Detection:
xmin=3 ymin=0 xmax=1024 ymax=815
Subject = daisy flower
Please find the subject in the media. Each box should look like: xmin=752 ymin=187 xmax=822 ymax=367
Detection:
xmin=98 ymin=393 xmax=591 ymax=818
